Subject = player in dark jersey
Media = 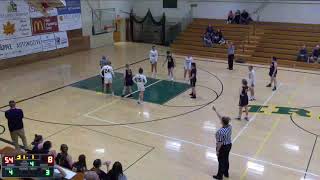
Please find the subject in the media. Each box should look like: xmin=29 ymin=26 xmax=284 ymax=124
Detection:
xmin=237 ymin=79 xmax=249 ymax=121
xmin=122 ymin=64 xmax=134 ymax=97
xmin=163 ymin=51 xmax=175 ymax=81
xmin=266 ymin=56 xmax=278 ymax=91
xmin=189 ymin=63 xmax=197 ymax=99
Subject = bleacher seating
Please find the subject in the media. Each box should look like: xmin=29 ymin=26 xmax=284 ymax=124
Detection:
xmin=171 ymin=19 xmax=320 ymax=70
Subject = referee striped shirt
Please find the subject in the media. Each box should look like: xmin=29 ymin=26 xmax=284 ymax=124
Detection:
xmin=215 ymin=125 xmax=232 ymax=145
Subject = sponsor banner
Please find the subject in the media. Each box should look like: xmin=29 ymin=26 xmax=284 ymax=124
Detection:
xmin=54 ymin=32 xmax=68 ymax=49
xmin=0 ymin=18 xmax=32 ymax=40
xmin=29 ymin=6 xmax=58 ymax=18
xmin=0 ymin=35 xmax=42 ymax=60
xmin=0 ymin=0 xmax=30 ymax=17
xmin=41 ymin=33 xmax=56 ymax=51
xmin=31 ymin=16 xmax=59 ymax=35
xmin=58 ymin=13 xmax=82 ymax=31
xmin=57 ymin=0 xmax=81 ymax=15
xmin=0 ymin=0 xmax=31 ymax=40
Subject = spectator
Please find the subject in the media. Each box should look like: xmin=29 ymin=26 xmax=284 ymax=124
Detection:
xmin=31 ymin=134 xmax=43 ymax=152
xmin=297 ymin=45 xmax=308 ymax=62
xmin=4 ymin=100 xmax=28 ymax=150
xmin=56 ymin=144 xmax=73 ymax=169
xmin=206 ymin=24 xmax=214 ymax=35
xmin=227 ymin=10 xmax=234 ymax=24
xmin=85 ymin=171 xmax=100 ymax=180
xmin=309 ymin=45 xmax=320 ymax=63
xmin=203 ymin=32 xmax=213 ymax=47
xmin=234 ymin=10 xmax=241 ymax=24
xmin=36 ymin=141 xmax=52 ymax=154
xmin=91 ymin=159 xmax=111 ymax=180
xmin=106 ymin=161 xmax=127 ymax=180
xmin=72 ymin=154 xmax=87 ymax=173
xmin=213 ymin=29 xmax=225 ymax=44
xmin=240 ymin=10 xmax=251 ymax=24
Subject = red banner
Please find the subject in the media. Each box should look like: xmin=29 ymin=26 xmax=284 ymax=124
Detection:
xmin=31 ymin=16 xmax=59 ymax=35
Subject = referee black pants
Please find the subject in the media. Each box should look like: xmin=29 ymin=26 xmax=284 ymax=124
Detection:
xmin=228 ymin=54 xmax=234 ymax=70
xmin=217 ymin=144 xmax=232 ymax=177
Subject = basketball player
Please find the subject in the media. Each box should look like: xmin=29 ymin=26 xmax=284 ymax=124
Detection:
xmin=266 ymin=56 xmax=278 ymax=91
xmin=149 ymin=46 xmax=158 ymax=77
xmin=248 ymin=66 xmax=256 ymax=101
xmin=122 ymin=64 xmax=133 ymax=97
xmin=189 ymin=62 xmax=197 ymax=99
xmin=99 ymin=56 xmax=109 ymax=89
xmin=133 ymin=68 xmax=147 ymax=104
xmin=184 ymin=55 xmax=193 ymax=81
xmin=163 ymin=51 xmax=175 ymax=81
xmin=237 ymin=79 xmax=249 ymax=121
xmin=100 ymin=61 xmax=114 ymax=95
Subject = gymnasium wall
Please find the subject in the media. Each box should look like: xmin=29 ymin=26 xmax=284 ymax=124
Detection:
xmin=80 ymin=0 xmax=132 ymax=48
xmin=132 ymin=0 xmax=320 ymax=24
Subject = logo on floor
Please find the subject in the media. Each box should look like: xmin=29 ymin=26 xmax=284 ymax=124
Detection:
xmin=248 ymin=105 xmax=314 ymax=118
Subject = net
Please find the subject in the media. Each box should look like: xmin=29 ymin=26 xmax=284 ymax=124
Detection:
xmin=92 ymin=8 xmax=116 ymax=35
xmin=130 ymin=10 xmax=166 ymax=45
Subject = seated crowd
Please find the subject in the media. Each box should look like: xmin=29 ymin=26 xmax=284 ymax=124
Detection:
xmin=24 ymin=134 xmax=127 ymax=180
xmin=227 ymin=10 xmax=252 ymax=25
xmin=203 ymin=24 xmax=225 ymax=47
xmin=297 ymin=44 xmax=320 ymax=63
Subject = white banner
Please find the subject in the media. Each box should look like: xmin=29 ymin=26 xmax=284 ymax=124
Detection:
xmin=29 ymin=6 xmax=58 ymax=18
xmin=54 ymin=32 xmax=68 ymax=49
xmin=0 ymin=35 xmax=42 ymax=60
xmin=58 ymin=13 xmax=82 ymax=31
xmin=41 ymin=33 xmax=56 ymax=51
xmin=0 ymin=0 xmax=31 ymax=40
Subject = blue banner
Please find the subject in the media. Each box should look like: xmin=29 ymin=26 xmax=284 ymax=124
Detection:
xmin=57 ymin=0 xmax=81 ymax=15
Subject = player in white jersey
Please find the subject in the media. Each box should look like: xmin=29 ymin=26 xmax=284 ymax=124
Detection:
xmin=248 ymin=66 xmax=256 ymax=101
xmin=100 ymin=61 xmax=115 ymax=95
xmin=149 ymin=46 xmax=158 ymax=77
xmin=184 ymin=55 xmax=193 ymax=81
xmin=133 ymin=68 xmax=147 ymax=104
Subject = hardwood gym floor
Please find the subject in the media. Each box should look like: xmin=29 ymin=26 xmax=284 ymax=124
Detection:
xmin=0 ymin=42 xmax=320 ymax=180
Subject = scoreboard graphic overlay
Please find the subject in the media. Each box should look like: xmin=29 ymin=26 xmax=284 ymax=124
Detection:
xmin=1 ymin=154 xmax=54 ymax=178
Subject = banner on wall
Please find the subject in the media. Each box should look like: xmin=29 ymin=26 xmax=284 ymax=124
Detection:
xmin=0 ymin=0 xmax=32 ymax=40
xmin=29 ymin=6 xmax=58 ymax=18
xmin=57 ymin=0 xmax=82 ymax=31
xmin=54 ymin=31 xmax=68 ymax=49
xmin=0 ymin=35 xmax=42 ymax=59
xmin=41 ymin=33 xmax=56 ymax=51
xmin=31 ymin=16 xmax=59 ymax=35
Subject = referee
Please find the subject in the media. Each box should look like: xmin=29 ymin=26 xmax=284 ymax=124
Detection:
xmin=212 ymin=105 xmax=232 ymax=180
xmin=227 ymin=41 xmax=235 ymax=70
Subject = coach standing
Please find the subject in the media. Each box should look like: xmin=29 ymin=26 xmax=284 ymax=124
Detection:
xmin=5 ymin=100 xmax=28 ymax=150
xmin=212 ymin=105 xmax=232 ymax=180
xmin=227 ymin=41 xmax=235 ymax=70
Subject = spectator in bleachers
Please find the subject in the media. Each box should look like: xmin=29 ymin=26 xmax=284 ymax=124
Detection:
xmin=56 ymin=144 xmax=73 ymax=169
xmin=90 ymin=159 xmax=111 ymax=180
xmin=227 ymin=10 xmax=234 ymax=24
xmin=205 ymin=24 xmax=214 ymax=35
xmin=309 ymin=45 xmax=320 ymax=63
xmin=234 ymin=10 xmax=241 ymax=24
xmin=297 ymin=45 xmax=308 ymax=62
xmin=85 ymin=171 xmax=100 ymax=180
xmin=213 ymin=29 xmax=225 ymax=44
xmin=31 ymin=134 xmax=43 ymax=152
xmin=36 ymin=141 xmax=52 ymax=154
xmin=240 ymin=10 xmax=251 ymax=24
xmin=72 ymin=154 xmax=87 ymax=173
xmin=106 ymin=161 xmax=127 ymax=180
xmin=203 ymin=32 xmax=213 ymax=47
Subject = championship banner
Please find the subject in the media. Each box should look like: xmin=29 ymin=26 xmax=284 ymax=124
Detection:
xmin=0 ymin=0 xmax=31 ymax=40
xmin=54 ymin=32 xmax=68 ymax=49
xmin=57 ymin=0 xmax=81 ymax=15
xmin=31 ymin=16 xmax=59 ymax=35
xmin=0 ymin=35 xmax=42 ymax=60
xmin=41 ymin=33 xmax=56 ymax=51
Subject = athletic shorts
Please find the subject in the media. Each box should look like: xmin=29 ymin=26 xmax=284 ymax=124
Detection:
xmin=137 ymin=84 xmax=145 ymax=92
xmin=150 ymin=59 xmax=157 ymax=65
xmin=190 ymin=78 xmax=196 ymax=87
xmin=104 ymin=77 xmax=112 ymax=84
xmin=184 ymin=63 xmax=192 ymax=70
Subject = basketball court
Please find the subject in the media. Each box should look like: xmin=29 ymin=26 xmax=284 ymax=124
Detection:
xmin=1 ymin=42 xmax=320 ymax=179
